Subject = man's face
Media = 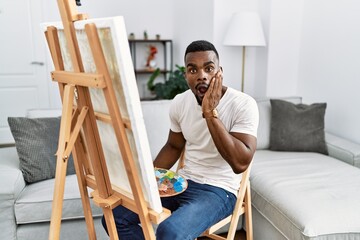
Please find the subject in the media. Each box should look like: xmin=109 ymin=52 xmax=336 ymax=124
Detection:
xmin=184 ymin=51 xmax=220 ymax=105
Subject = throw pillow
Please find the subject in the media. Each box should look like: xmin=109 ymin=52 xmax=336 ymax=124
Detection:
xmin=269 ymin=99 xmax=328 ymax=155
xmin=8 ymin=117 xmax=76 ymax=183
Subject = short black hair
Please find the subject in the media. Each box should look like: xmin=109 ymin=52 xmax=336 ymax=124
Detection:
xmin=184 ymin=40 xmax=219 ymax=61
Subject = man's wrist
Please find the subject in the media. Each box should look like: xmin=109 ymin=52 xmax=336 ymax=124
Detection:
xmin=202 ymin=109 xmax=218 ymax=119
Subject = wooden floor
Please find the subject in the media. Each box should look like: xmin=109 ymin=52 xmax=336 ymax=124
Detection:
xmin=198 ymin=229 xmax=246 ymax=240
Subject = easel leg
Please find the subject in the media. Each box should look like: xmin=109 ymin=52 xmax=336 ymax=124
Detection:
xmin=70 ymin=108 xmax=98 ymax=240
xmin=49 ymin=84 xmax=75 ymax=240
xmin=245 ymin=182 xmax=253 ymax=240
xmin=72 ymin=139 xmax=97 ymax=240
xmin=103 ymin=207 xmax=119 ymax=240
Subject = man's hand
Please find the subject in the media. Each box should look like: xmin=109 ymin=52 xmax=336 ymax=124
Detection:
xmin=202 ymin=69 xmax=223 ymax=113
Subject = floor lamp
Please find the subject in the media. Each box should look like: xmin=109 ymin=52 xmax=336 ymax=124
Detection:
xmin=223 ymin=12 xmax=266 ymax=92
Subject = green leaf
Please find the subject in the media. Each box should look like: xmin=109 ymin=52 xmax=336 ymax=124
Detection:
xmin=146 ymin=65 xmax=189 ymax=100
xmin=147 ymin=68 xmax=161 ymax=92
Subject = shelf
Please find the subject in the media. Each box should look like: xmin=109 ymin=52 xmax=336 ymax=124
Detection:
xmin=128 ymin=39 xmax=173 ymax=99
xmin=128 ymin=39 xmax=173 ymax=75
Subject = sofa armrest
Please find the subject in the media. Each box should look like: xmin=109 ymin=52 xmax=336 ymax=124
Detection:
xmin=325 ymin=132 xmax=360 ymax=168
xmin=0 ymin=147 xmax=26 ymax=239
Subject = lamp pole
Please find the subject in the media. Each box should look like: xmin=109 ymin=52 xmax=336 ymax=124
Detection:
xmin=223 ymin=11 xmax=266 ymax=93
xmin=241 ymin=46 xmax=246 ymax=92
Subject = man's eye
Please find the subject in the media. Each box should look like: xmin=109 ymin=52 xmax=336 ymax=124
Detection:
xmin=189 ymin=69 xmax=196 ymax=74
xmin=206 ymin=66 xmax=214 ymax=72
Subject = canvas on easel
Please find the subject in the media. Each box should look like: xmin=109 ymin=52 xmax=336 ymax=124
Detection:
xmin=41 ymin=1 xmax=170 ymax=239
xmin=43 ymin=17 xmax=163 ymax=214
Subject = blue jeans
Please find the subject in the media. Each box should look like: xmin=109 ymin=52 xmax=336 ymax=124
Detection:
xmin=102 ymin=180 xmax=236 ymax=240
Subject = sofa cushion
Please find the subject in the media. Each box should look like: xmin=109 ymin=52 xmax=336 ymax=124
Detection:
xmin=256 ymin=97 xmax=302 ymax=150
xmin=8 ymin=117 xmax=75 ymax=183
xmin=14 ymin=174 xmax=103 ymax=224
xmin=269 ymin=99 xmax=328 ymax=154
xmin=251 ymin=150 xmax=360 ymax=239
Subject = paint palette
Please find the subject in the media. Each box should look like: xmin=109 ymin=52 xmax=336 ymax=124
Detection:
xmin=155 ymin=168 xmax=188 ymax=197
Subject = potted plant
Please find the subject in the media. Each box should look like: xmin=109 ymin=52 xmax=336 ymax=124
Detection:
xmin=147 ymin=65 xmax=189 ymax=100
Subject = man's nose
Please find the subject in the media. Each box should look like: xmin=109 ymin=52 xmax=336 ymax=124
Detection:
xmin=197 ymin=70 xmax=208 ymax=81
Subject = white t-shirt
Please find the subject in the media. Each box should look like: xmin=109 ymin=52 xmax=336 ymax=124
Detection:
xmin=170 ymin=88 xmax=259 ymax=195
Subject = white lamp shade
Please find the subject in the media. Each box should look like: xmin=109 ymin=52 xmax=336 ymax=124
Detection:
xmin=223 ymin=12 xmax=266 ymax=47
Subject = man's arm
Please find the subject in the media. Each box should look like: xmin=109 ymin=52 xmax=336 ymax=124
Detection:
xmin=153 ymin=130 xmax=186 ymax=170
xmin=202 ymin=70 xmax=257 ymax=174
xmin=206 ymin=118 xmax=257 ymax=174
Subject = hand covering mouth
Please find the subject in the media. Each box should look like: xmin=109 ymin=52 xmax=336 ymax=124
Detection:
xmin=196 ymin=83 xmax=209 ymax=97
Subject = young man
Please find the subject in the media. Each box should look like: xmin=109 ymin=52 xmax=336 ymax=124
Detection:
xmin=102 ymin=40 xmax=259 ymax=240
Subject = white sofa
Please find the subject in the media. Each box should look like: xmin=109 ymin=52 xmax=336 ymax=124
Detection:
xmin=1 ymin=98 xmax=360 ymax=240
xmin=251 ymin=97 xmax=360 ymax=240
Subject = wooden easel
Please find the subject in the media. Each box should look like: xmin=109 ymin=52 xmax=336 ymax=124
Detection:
xmin=44 ymin=0 xmax=170 ymax=239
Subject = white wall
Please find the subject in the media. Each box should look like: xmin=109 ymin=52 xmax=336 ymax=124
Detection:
xmin=258 ymin=0 xmax=360 ymax=144
xmin=46 ymin=0 xmax=175 ymax=39
xmin=298 ymin=0 xmax=360 ymax=144
xmin=172 ymin=0 xmax=214 ymax=68
xmin=265 ymin=0 xmax=304 ymax=97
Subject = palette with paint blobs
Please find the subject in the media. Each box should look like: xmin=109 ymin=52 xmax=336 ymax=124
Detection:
xmin=154 ymin=168 xmax=188 ymax=197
